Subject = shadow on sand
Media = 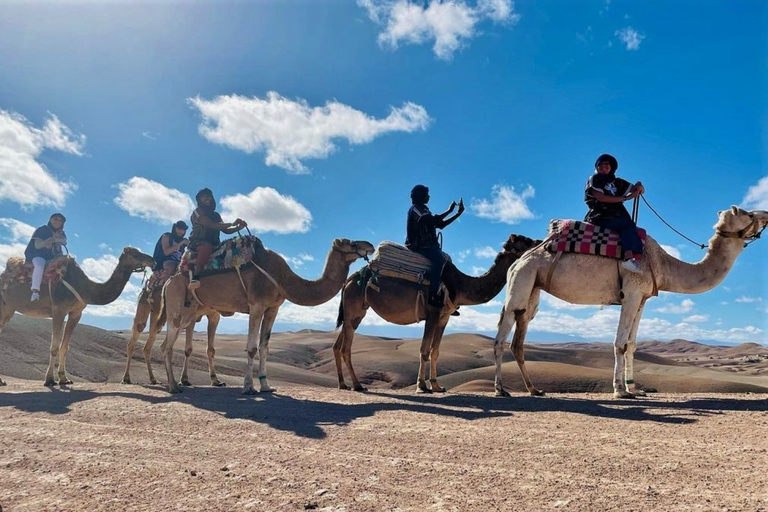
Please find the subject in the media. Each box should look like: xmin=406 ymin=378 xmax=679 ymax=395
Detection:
xmin=1 ymin=384 xmax=765 ymax=439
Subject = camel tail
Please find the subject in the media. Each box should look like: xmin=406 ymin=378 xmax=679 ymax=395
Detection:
xmin=335 ymin=289 xmax=345 ymax=331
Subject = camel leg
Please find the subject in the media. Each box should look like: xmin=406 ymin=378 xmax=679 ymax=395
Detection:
xmin=342 ymin=316 xmax=367 ymax=392
xmin=0 ymin=305 xmax=14 ymax=386
xmin=511 ymin=290 xmax=543 ymax=396
xmin=624 ymin=300 xmax=647 ymax=397
xmin=179 ymin=324 xmax=194 ymax=387
xmin=56 ymin=310 xmax=82 ymax=385
xmin=332 ymin=327 xmax=351 ymax=390
xmin=416 ymin=314 xmax=440 ymax=393
xmin=44 ymin=309 xmax=67 ymax=386
xmin=123 ymin=298 xmax=150 ymax=384
xmin=613 ymin=294 xmax=643 ymax=398
xmin=160 ymin=316 xmax=185 ymax=394
xmin=242 ymin=303 xmax=267 ymax=395
xmin=493 ymin=306 xmax=517 ymax=397
xmin=256 ymin=306 xmax=279 ymax=393
xmin=206 ymin=312 xmax=224 ymax=387
xmin=428 ymin=321 xmax=449 ymax=392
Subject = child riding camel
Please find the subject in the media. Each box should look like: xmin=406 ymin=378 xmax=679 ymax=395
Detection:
xmin=25 ymin=212 xmax=68 ymax=301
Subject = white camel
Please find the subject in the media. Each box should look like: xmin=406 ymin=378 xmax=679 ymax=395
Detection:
xmin=493 ymin=206 xmax=768 ymax=398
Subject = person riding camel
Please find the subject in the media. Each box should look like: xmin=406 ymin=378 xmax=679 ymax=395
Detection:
xmin=188 ymin=188 xmax=247 ymax=289
xmin=152 ymin=220 xmax=189 ymax=282
xmin=25 ymin=212 xmax=68 ymax=302
xmin=405 ymin=184 xmax=465 ymax=309
xmin=584 ymin=153 xmax=645 ymax=273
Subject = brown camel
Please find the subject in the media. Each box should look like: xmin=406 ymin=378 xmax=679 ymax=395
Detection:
xmin=122 ymin=279 xmax=224 ymax=387
xmin=493 ymin=206 xmax=768 ymax=398
xmin=0 ymin=247 xmax=155 ymax=386
xmin=159 ymin=238 xmax=375 ymax=394
xmin=333 ymin=234 xmax=539 ymax=393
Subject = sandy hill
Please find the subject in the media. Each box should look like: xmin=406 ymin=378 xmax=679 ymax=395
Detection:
xmin=1 ymin=316 xmax=767 ymax=393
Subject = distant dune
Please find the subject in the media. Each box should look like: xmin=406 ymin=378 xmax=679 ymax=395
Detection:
xmin=1 ymin=316 xmax=767 ymax=393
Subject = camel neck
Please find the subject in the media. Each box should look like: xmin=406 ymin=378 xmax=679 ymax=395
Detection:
xmin=444 ymin=252 xmax=516 ymax=306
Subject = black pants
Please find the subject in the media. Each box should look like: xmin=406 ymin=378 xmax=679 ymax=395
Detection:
xmin=414 ymin=245 xmax=445 ymax=297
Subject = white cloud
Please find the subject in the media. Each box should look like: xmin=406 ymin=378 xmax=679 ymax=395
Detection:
xmin=660 ymin=244 xmax=681 ymax=259
xmin=279 ymin=252 xmax=315 ymax=269
xmin=735 ymin=296 xmax=762 ymax=303
xmin=742 ymin=176 xmax=768 ymax=210
xmin=0 ymin=243 xmax=26 ymax=271
xmin=0 ymin=108 xmax=84 ymax=209
xmin=470 ymin=265 xmax=485 ymax=276
xmin=359 ymin=0 xmax=520 ymax=60
xmin=470 ymin=184 xmax=535 ymax=224
xmin=189 ymin=92 xmax=430 ymax=173
xmin=80 ymin=254 xmax=120 ymax=283
xmin=682 ymin=314 xmax=708 ymax=323
xmin=456 ymin=249 xmax=471 ymax=263
xmin=0 ymin=218 xmax=35 ymax=242
xmin=654 ymin=298 xmax=694 ymax=314
xmin=85 ymin=298 xmax=138 ymax=318
xmin=220 ymin=187 xmax=313 ymax=234
xmin=615 ymin=27 xmax=644 ymax=51
xmin=114 ymin=177 xmax=195 ymax=225
xmin=474 ymin=246 xmax=497 ymax=259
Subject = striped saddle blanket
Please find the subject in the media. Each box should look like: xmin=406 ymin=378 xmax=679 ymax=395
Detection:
xmin=368 ymin=242 xmax=449 ymax=286
xmin=0 ymin=256 xmax=71 ymax=287
xmin=180 ymin=235 xmax=264 ymax=275
xmin=544 ymin=219 xmax=647 ymax=259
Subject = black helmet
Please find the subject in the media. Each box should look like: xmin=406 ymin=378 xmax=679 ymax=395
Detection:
xmin=173 ymin=220 xmax=188 ymax=231
xmin=594 ymin=154 xmax=618 ymax=173
xmin=49 ymin=212 xmax=66 ymax=223
xmin=410 ymin=184 xmax=429 ymax=201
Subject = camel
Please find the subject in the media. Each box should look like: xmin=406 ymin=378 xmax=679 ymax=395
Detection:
xmin=159 ymin=238 xmax=375 ymax=394
xmin=121 ymin=279 xmax=224 ymax=387
xmin=333 ymin=234 xmax=539 ymax=393
xmin=0 ymin=247 xmax=155 ymax=386
xmin=493 ymin=206 xmax=768 ymax=398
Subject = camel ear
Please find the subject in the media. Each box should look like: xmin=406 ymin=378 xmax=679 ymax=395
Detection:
xmin=731 ymin=205 xmax=739 ymax=215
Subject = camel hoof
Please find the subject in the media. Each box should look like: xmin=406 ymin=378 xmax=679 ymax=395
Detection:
xmin=338 ymin=382 xmax=351 ymax=391
xmin=634 ymin=390 xmax=647 ymax=397
xmin=614 ymin=390 xmax=635 ymax=399
xmin=168 ymin=385 xmax=183 ymax=394
xmin=416 ymin=383 xmax=432 ymax=394
xmin=529 ymin=389 xmax=546 ymax=397
xmin=211 ymin=380 xmax=226 ymax=387
xmin=121 ymin=377 xmax=132 ymax=385
xmin=0 ymin=379 xmax=6 ymax=386
xmin=241 ymin=387 xmax=258 ymax=395
xmin=180 ymin=379 xmax=192 ymax=387
xmin=43 ymin=379 xmax=55 ymax=387
xmin=260 ymin=386 xmax=276 ymax=393
xmin=430 ymin=384 xmax=446 ymax=393
xmin=353 ymin=385 xmax=367 ymax=392
xmin=495 ymin=388 xmax=511 ymax=397
xmin=149 ymin=378 xmax=159 ymax=385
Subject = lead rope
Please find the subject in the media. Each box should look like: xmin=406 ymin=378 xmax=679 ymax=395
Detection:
xmin=640 ymin=195 xmax=707 ymax=249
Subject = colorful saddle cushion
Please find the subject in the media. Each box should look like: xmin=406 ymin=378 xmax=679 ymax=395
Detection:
xmin=180 ymin=235 xmax=264 ymax=274
xmin=368 ymin=241 xmax=449 ymax=286
xmin=0 ymin=256 xmax=71 ymax=287
xmin=544 ymin=219 xmax=647 ymax=259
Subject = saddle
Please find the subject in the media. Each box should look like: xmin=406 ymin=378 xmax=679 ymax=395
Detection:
xmin=180 ymin=235 xmax=264 ymax=276
xmin=367 ymin=241 xmax=450 ymax=286
xmin=544 ymin=219 xmax=647 ymax=259
xmin=0 ymin=256 xmax=71 ymax=289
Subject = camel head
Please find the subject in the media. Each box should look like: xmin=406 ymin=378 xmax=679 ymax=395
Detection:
xmin=500 ymin=234 xmax=541 ymax=259
xmin=331 ymin=238 xmax=376 ymax=263
xmin=715 ymin=206 xmax=768 ymax=243
xmin=118 ymin=247 xmax=156 ymax=273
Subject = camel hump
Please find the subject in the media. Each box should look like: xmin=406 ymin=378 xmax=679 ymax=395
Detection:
xmin=545 ymin=219 xmax=647 ymax=259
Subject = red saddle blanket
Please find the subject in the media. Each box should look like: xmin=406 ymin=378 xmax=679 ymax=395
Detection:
xmin=544 ymin=219 xmax=647 ymax=259
xmin=0 ymin=256 xmax=72 ymax=287
xmin=180 ymin=235 xmax=263 ymax=274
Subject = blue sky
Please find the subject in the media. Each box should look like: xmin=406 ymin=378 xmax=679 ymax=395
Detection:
xmin=0 ymin=0 xmax=766 ymax=344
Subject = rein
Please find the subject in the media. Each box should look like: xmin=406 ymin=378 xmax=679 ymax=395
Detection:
xmin=640 ymin=196 xmax=706 ymax=249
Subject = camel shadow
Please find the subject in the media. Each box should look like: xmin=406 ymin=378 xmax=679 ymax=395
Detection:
xmin=371 ymin=391 xmax=768 ymax=425
xmin=0 ymin=384 xmax=514 ymax=439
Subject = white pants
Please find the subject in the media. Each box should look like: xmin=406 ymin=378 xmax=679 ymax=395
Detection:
xmin=31 ymin=257 xmax=46 ymax=291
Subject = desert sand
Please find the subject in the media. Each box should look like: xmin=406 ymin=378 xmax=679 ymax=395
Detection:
xmin=1 ymin=316 xmax=767 ymax=511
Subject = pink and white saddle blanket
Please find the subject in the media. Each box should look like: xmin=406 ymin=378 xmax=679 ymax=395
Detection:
xmin=368 ymin=241 xmax=450 ymax=286
xmin=180 ymin=235 xmax=264 ymax=275
xmin=0 ymin=256 xmax=72 ymax=289
xmin=140 ymin=269 xmax=166 ymax=299
xmin=544 ymin=219 xmax=647 ymax=259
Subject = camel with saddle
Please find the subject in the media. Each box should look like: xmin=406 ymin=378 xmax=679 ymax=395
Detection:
xmin=159 ymin=235 xmax=375 ymax=394
xmin=334 ymin=234 xmax=539 ymax=393
xmin=0 ymin=248 xmax=155 ymax=386
xmin=493 ymin=206 xmax=768 ymax=398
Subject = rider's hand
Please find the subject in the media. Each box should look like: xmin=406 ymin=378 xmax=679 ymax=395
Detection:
xmin=448 ymin=201 xmax=457 ymax=211
xmin=457 ymin=198 xmax=465 ymax=214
